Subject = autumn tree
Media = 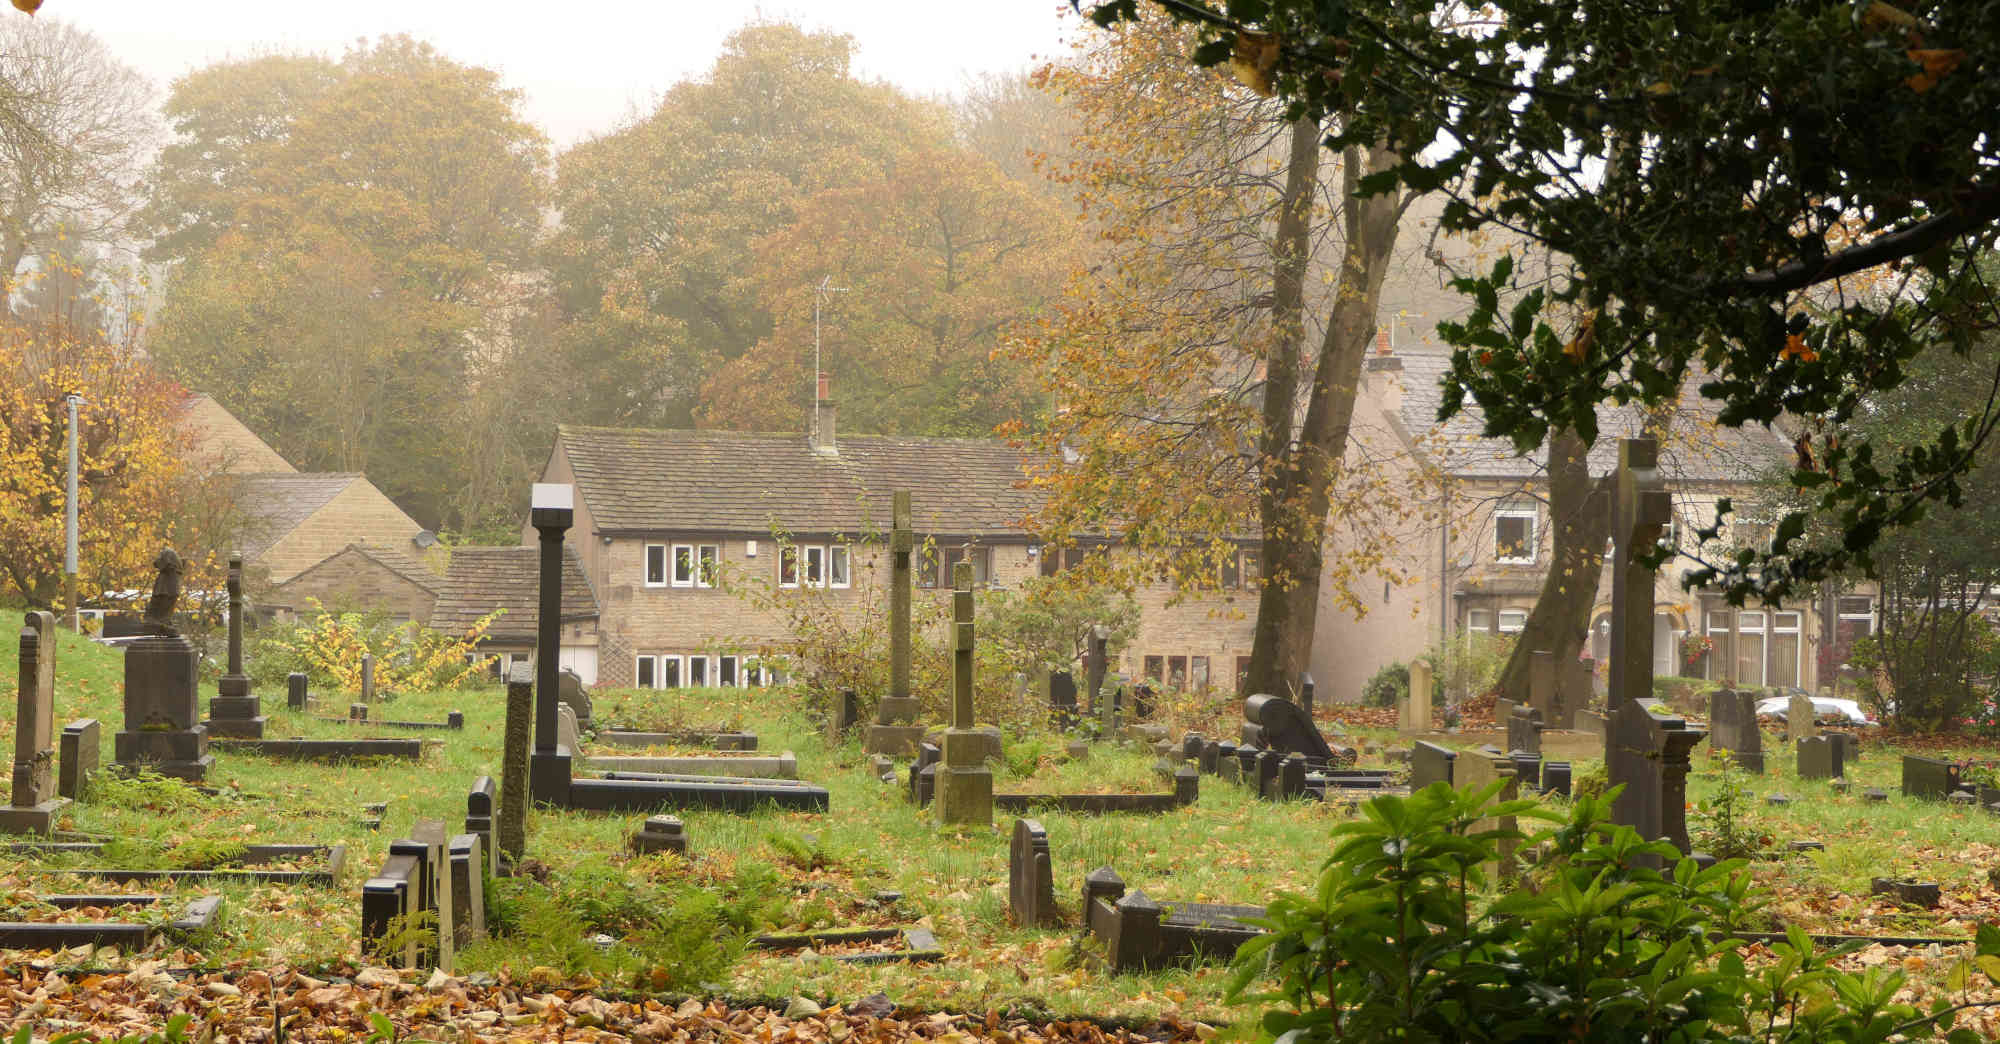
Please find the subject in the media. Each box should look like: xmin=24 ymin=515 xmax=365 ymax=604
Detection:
xmin=1013 ymin=9 xmax=1420 ymax=698
xmin=145 ymin=38 xmax=550 ymax=531
xmin=1102 ymin=0 xmax=2000 ymax=606
xmin=699 ymin=148 xmax=1077 ymax=436
xmin=546 ymin=23 xmax=949 ymax=429
xmin=0 ymin=17 xmax=154 ymax=307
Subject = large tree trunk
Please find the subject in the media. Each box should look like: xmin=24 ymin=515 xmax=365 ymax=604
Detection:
xmin=1492 ymin=428 xmax=1611 ymax=701
xmin=1246 ymin=142 xmax=1403 ymax=700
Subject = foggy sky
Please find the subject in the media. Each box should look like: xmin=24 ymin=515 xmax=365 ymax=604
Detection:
xmin=40 ymin=0 xmax=1078 ymax=146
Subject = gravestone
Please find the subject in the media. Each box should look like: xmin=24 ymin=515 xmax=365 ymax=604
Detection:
xmin=286 ymin=673 xmax=308 ymax=711
xmin=499 ymin=666 xmax=531 ymax=861
xmin=204 ymin=553 xmax=266 ymax=739
xmin=907 ymin=742 xmax=941 ymax=805
xmin=1542 ymin=761 xmax=1572 ymax=797
xmin=558 ymin=669 xmax=592 ymax=728
xmin=1529 ymin=649 xmax=1559 ymax=725
xmin=1402 ymin=660 xmax=1434 ymax=733
xmin=825 ymin=687 xmax=861 ymax=742
xmin=865 ymin=491 xmax=926 ymax=756
xmin=1608 ymin=699 xmax=1706 ymax=857
xmin=1707 ymin=689 xmax=1765 ymax=773
xmin=1788 ymin=692 xmax=1818 ymax=745
xmin=1277 ymin=753 xmax=1308 ymax=800
xmin=58 ymin=719 xmax=98 ymax=802
xmin=1562 ymin=656 xmax=1595 ymax=727
xmin=1902 ymin=755 xmax=1960 ymax=800
xmin=1299 ymin=673 xmax=1315 ymax=720
xmin=556 ymin=703 xmax=580 ymax=754
xmin=1048 ymin=671 xmax=1079 ymax=730
xmin=936 ymin=562 xmax=993 ymax=827
xmin=1493 ymin=696 xmax=1517 ymax=726
xmin=446 ymin=833 xmax=486 ymax=947
xmin=1829 ymin=731 xmax=1862 ymax=764
xmin=1797 ymin=735 xmax=1843 ymax=780
xmin=1083 ymin=627 xmax=1109 ymax=725
xmin=528 ymin=484 xmax=573 ymax=806
xmin=1506 ymin=704 xmax=1543 ymax=757
xmin=1572 ymin=709 xmax=1608 ymax=737
xmin=360 ymin=654 xmax=375 ymax=704
xmin=3 ymin=619 xmax=69 ymax=833
xmin=114 ymin=558 xmax=211 ymax=782
xmin=1009 ymin=818 xmax=1057 ymax=927
xmin=1253 ymin=749 xmax=1281 ymax=797
xmin=464 ymin=775 xmax=498 ymax=876
xmin=1410 ymin=741 xmax=1456 ymax=790
xmin=629 ymin=815 xmax=688 ymax=855
xmin=1242 ymin=694 xmax=1334 ymax=761
xmin=1454 ymin=749 xmax=1520 ymax=879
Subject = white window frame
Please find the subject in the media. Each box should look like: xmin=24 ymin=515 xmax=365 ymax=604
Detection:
xmin=779 ymin=546 xmax=800 ymax=588
xmin=1467 ymin=609 xmax=1493 ymax=636
xmin=803 ymin=545 xmax=826 ymax=587
xmin=697 ymin=544 xmax=718 ymax=588
xmin=635 ymin=655 xmax=656 ymax=689
xmin=688 ymin=655 xmax=710 ymax=688
xmin=1495 ymin=505 xmax=1538 ymax=565
xmin=828 ymin=545 xmax=850 ymax=589
xmin=672 ymin=544 xmax=696 ymax=588
xmin=1838 ymin=596 xmax=1876 ymax=637
xmin=1497 ymin=609 xmax=1528 ymax=634
xmin=660 ymin=655 xmax=684 ymax=689
xmin=719 ymin=655 xmax=739 ymax=687
xmin=644 ymin=544 xmax=668 ymax=587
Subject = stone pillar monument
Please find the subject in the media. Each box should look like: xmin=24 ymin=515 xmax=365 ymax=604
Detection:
xmin=1528 ymin=649 xmax=1557 ymax=724
xmin=865 ymin=490 xmax=927 ymax=756
xmin=3 ymin=613 xmax=69 ymax=833
xmin=1084 ymin=626 xmax=1109 ymax=719
xmin=935 ymin=562 xmax=993 ymax=828
xmin=527 ymin=484 xmax=574 ymax=805
xmin=1401 ymin=659 xmax=1434 ymax=734
xmin=205 ymin=553 xmax=266 ymax=738
xmin=115 ymin=551 xmax=211 ymax=782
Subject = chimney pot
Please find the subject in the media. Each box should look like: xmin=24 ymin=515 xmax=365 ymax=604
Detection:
xmin=816 ymin=370 xmax=830 ymax=402
xmin=1376 ymin=329 xmax=1392 ymax=356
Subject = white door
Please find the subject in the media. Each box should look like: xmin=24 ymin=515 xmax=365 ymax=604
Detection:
xmin=559 ymin=646 xmax=598 ymax=685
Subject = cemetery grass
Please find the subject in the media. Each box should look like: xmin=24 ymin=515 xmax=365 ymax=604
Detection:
xmin=9 ymin=629 xmax=2000 ymax=1024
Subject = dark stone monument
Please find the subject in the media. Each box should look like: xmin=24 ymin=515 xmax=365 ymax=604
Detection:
xmin=1410 ymin=741 xmax=1456 ymax=790
xmin=1797 ymin=735 xmax=1843 ymax=781
xmin=114 ymin=556 xmax=211 ymax=782
xmin=1299 ymin=673 xmax=1315 ymax=720
xmin=286 ymin=672 xmax=308 ymax=712
xmin=1009 ymin=818 xmax=1057 ymax=927
xmin=865 ymin=490 xmax=926 ymax=756
xmin=1829 ymin=731 xmax=1862 ymax=764
xmin=1253 ymin=748 xmax=1281 ymax=797
xmin=446 ymin=833 xmax=485 ymax=947
xmin=1608 ymin=700 xmax=1706 ymax=857
xmin=1048 ymin=670 xmax=1079 ymax=730
xmin=907 ymin=741 xmax=941 ymax=805
xmin=1542 ymin=760 xmax=1572 ymax=797
xmin=826 ymin=687 xmax=861 ymax=742
xmin=1241 ymin=694 xmax=1334 ymax=761
xmin=529 ymin=485 xmax=575 ymax=805
xmin=1707 ymin=688 xmax=1765 ymax=773
xmin=1277 ymin=753 xmax=1308 ymax=800
xmin=3 ymin=616 xmax=67 ymax=833
xmin=58 ymin=719 xmax=99 ymax=802
xmin=629 ymin=815 xmax=688 ymax=855
xmin=204 ymin=553 xmax=266 ymax=739
xmin=1902 ymin=755 xmax=1960 ymax=800
xmin=1506 ymin=704 xmax=1543 ymax=757
xmin=1083 ymin=627 xmax=1109 ymax=724
xmin=464 ymin=775 xmax=497 ymax=876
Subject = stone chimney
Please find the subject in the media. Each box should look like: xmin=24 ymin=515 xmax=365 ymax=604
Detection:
xmin=1363 ymin=327 xmax=1404 ymax=412
xmin=809 ymin=371 xmax=837 ymax=456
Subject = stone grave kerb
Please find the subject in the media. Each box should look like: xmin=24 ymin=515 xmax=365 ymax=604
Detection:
xmin=528 ymin=483 xmax=574 ymax=805
xmin=935 ymin=561 xmax=993 ymax=827
xmin=3 ymin=620 xmax=70 ymax=833
xmin=864 ymin=489 xmax=926 ymax=757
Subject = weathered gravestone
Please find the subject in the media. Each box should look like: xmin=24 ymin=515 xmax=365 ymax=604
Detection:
xmin=204 ymin=553 xmax=266 ymax=739
xmin=558 ymin=669 xmax=592 ymax=729
xmin=629 ymin=815 xmax=688 ymax=856
xmin=1048 ymin=671 xmax=1079 ymax=731
xmin=1506 ymin=704 xmax=1543 ymax=757
xmin=1410 ymin=741 xmax=1456 ymax=790
xmin=1708 ymin=689 xmax=1766 ymax=773
xmin=556 ymin=703 xmax=580 ymax=755
xmin=58 ymin=719 xmax=99 ymax=802
xmin=464 ymin=775 xmax=498 ymax=876
xmin=865 ymin=491 xmax=926 ymax=756
xmin=360 ymin=653 xmax=376 ymax=704
xmin=1009 ymin=818 xmax=1057 ymax=927
xmin=1562 ymin=656 xmax=1596 ymax=728
xmin=286 ymin=672 xmax=309 ymax=711
xmin=1298 ymin=673 xmax=1315 ymax=720
xmin=1902 ymin=755 xmax=1960 ymax=800
xmin=3 ymin=616 xmax=69 ymax=833
xmin=936 ymin=562 xmax=993 ymax=828
xmin=1604 ymin=439 xmax=1705 ymax=859
xmin=115 ymin=555 xmax=211 ymax=782
xmin=1242 ymin=694 xmax=1340 ymax=762
xmin=1083 ymin=626 xmax=1109 ymax=727
xmin=1797 ymin=735 xmax=1843 ymax=781
xmin=1529 ymin=649 xmax=1561 ymax=727
xmin=1400 ymin=659 xmax=1434 ymax=734
xmin=1788 ymin=692 xmax=1818 ymax=745
xmin=1455 ymin=749 xmax=1520 ymax=879
xmin=446 ymin=833 xmax=486 ymax=948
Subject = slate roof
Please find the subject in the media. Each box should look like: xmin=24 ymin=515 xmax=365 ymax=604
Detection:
xmin=1389 ymin=351 xmax=1792 ymax=482
xmin=430 ymin=545 xmax=599 ymax=642
xmin=231 ymin=473 xmax=362 ymax=559
xmin=344 ymin=543 xmax=441 ymax=593
xmin=556 ymin=426 xmax=1041 ymax=537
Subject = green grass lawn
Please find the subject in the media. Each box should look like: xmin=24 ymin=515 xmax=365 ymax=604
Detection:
xmin=4 ymin=626 xmax=2000 ymax=1022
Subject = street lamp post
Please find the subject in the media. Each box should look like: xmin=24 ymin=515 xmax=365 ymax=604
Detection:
xmin=64 ymin=393 xmax=82 ymax=631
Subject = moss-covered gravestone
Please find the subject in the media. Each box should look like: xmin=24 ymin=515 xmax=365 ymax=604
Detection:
xmin=935 ymin=562 xmax=992 ymax=828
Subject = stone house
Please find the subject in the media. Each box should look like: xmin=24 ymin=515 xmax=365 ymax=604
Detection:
xmin=531 ymin=407 xmax=1259 ymax=690
xmin=1311 ymin=343 xmax=1845 ymax=703
xmin=429 ymin=546 xmax=601 ymax=680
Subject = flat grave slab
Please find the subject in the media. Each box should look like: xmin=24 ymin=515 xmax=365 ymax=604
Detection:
xmin=211 ymin=738 xmax=423 ymax=761
xmin=307 ymin=710 xmax=465 ymax=731
xmin=568 ymin=775 xmax=829 ymax=813
xmin=596 ymin=728 xmax=757 ymax=751
xmin=994 ymin=766 xmax=1197 ymax=814
xmin=749 ymin=925 xmax=942 ymax=964
xmin=581 ymin=751 xmax=798 ymax=779
xmin=1 ymin=842 xmax=346 ymax=886
xmin=0 ymin=894 xmax=220 ymax=950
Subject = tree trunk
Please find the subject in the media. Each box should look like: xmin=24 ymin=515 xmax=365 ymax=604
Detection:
xmin=1246 ymin=142 xmax=1404 ymax=700
xmin=1492 ymin=428 xmax=1610 ymax=701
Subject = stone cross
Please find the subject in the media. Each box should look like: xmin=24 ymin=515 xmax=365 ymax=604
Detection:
xmin=935 ymin=561 xmax=993 ymax=827
xmin=3 ymin=617 xmax=69 ymax=833
xmin=863 ymin=490 xmax=925 ymax=756
xmin=207 ymin=552 xmax=266 ymax=738
xmin=1606 ymin=438 xmax=1672 ymax=721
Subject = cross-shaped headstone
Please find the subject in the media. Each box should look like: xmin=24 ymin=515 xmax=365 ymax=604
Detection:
xmin=1606 ymin=438 xmax=1671 ymax=719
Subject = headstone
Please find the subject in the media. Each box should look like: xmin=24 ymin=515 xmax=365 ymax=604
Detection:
xmin=907 ymin=742 xmax=941 ymax=804
xmin=825 ymin=687 xmax=860 ymax=742
xmin=3 ymin=619 xmax=69 ymax=833
xmin=1528 ymin=649 xmax=1558 ymax=724
xmin=1572 ymin=709 xmax=1608 ymax=738
xmin=1797 ymin=735 xmax=1842 ymax=781
xmin=1542 ymin=761 xmax=1572 ymax=797
xmin=556 ymin=703 xmax=580 ymax=754
xmin=1410 ymin=741 xmax=1457 ymax=790
xmin=1130 ymin=682 xmax=1155 ymax=721
xmin=57 ymin=719 xmax=98 ymax=802
xmin=1561 ymin=656 xmax=1594 ymax=726
xmin=865 ymin=490 xmax=925 ymax=756
xmin=349 ymin=703 xmax=367 ymax=722
xmin=286 ymin=672 xmax=309 ymax=711
xmin=1048 ymin=671 xmax=1079 ymax=730
xmin=1829 ymin=731 xmax=1862 ymax=764
xmin=1084 ymin=626 xmax=1109 ymax=722
xmin=446 ymin=833 xmax=486 ymax=947
xmin=558 ymin=669 xmax=592 ymax=728
xmin=1454 ymin=749 xmax=1520 ymax=879
xmin=360 ymin=654 xmax=376 ymax=704
xmin=1197 ymin=738 xmax=1220 ymax=775
xmin=1181 ymin=733 xmax=1205 ymax=764
xmin=115 ymin=560 xmax=212 ymax=783
xmin=629 ymin=815 xmax=688 ymax=855
xmin=1493 ymin=696 xmax=1517 ymax=726
xmin=936 ymin=562 xmax=993 ymax=827
xmin=1707 ymin=689 xmax=1765 ymax=773
xmin=1902 ymin=755 xmax=1960 ymax=800
xmin=1607 ymin=698 xmax=1706 ymax=858
xmin=1253 ymin=749 xmax=1281 ymax=798
xmin=1506 ymin=705 xmax=1543 ymax=757
xmin=1402 ymin=660 xmax=1434 ymax=733
xmin=1009 ymin=818 xmax=1057 ymax=927
xmin=1278 ymin=753 xmax=1308 ymax=800
xmin=204 ymin=553 xmax=266 ymax=739
xmin=464 ymin=775 xmax=498 ymax=876
xmin=1299 ymin=673 xmax=1315 ymax=720
xmin=499 ymin=665 xmax=532 ymax=861
xmin=1242 ymin=695 xmax=1334 ymax=760
xmin=1787 ymin=692 xmax=1817 ymax=745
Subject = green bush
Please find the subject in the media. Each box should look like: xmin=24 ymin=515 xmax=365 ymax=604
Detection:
xmin=1570 ymin=761 xmax=1610 ymax=802
xmin=1228 ymin=783 xmax=2000 ymax=1042
xmin=1361 ymin=660 xmax=1444 ymax=709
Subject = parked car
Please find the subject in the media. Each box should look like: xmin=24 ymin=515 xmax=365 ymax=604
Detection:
xmin=1753 ymin=691 xmax=1876 ymax=725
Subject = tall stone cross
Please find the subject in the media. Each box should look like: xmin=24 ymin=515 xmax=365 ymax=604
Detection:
xmin=207 ymin=551 xmax=266 ymax=738
xmin=1606 ymin=437 xmax=1672 ymax=718
xmin=864 ymin=490 xmax=927 ymax=756
xmin=935 ymin=560 xmax=993 ymax=827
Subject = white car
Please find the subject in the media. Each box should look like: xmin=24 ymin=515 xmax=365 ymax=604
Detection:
xmin=1753 ymin=693 xmax=1876 ymax=725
